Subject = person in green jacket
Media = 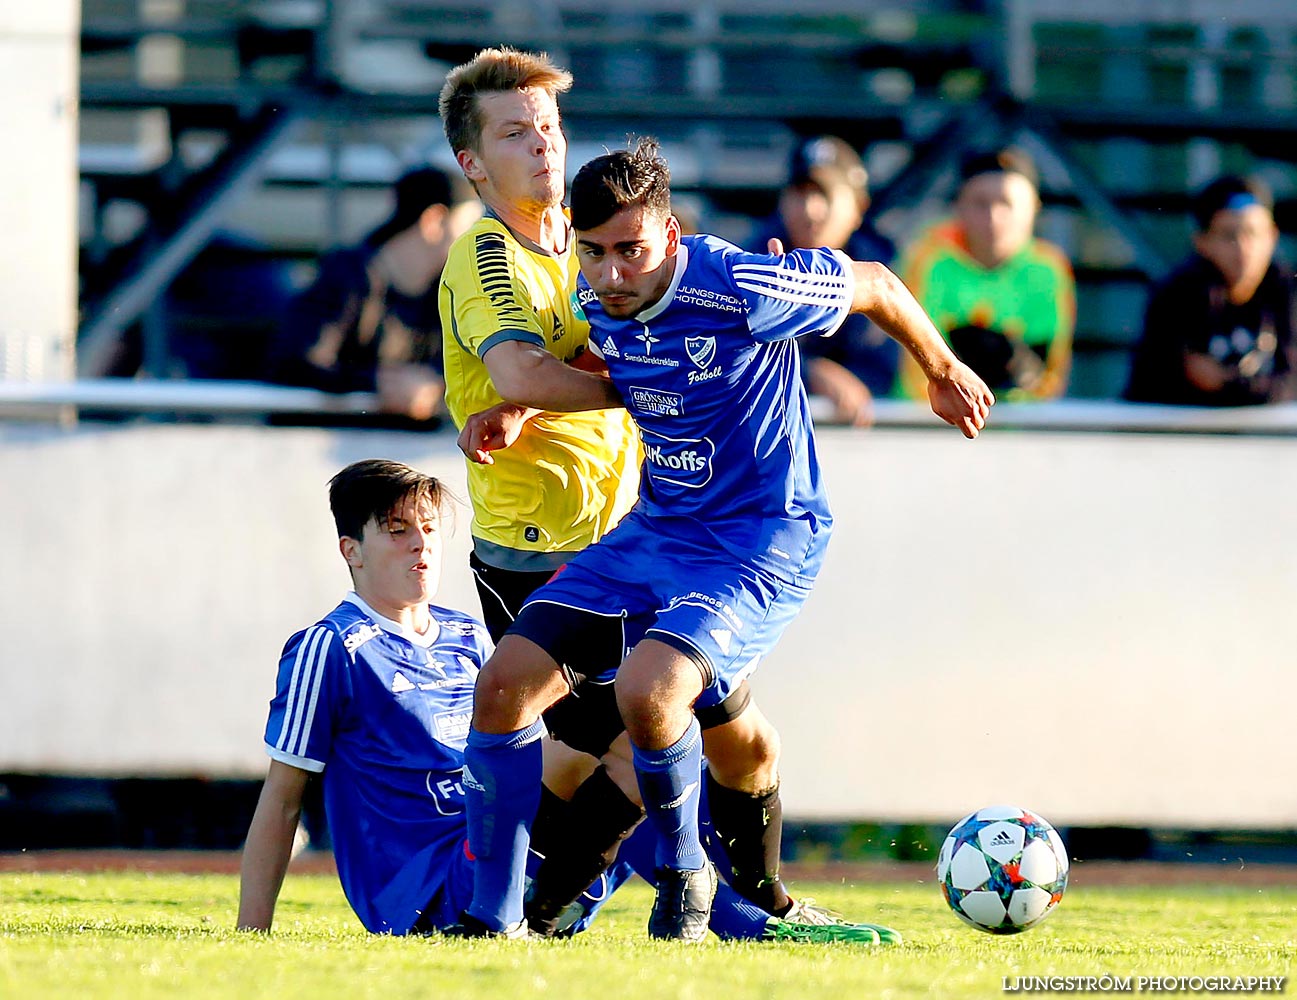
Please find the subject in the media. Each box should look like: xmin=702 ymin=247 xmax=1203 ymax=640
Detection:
xmin=898 ymin=146 xmax=1075 ymax=401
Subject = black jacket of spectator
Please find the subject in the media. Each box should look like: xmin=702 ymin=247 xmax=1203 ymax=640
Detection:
xmin=1125 ymin=254 xmax=1296 ymax=406
xmin=265 ymin=243 xmax=443 ymax=395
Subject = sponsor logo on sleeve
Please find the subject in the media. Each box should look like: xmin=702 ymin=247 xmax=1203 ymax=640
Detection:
xmin=628 ymin=385 xmax=683 ymax=417
xmin=343 ymin=622 xmax=383 ymax=654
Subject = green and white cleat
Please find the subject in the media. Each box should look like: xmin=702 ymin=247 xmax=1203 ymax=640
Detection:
xmin=781 ymin=897 xmax=904 ymax=945
xmin=763 ymin=917 xmax=884 ymax=945
xmin=853 ymin=923 xmax=902 ymax=945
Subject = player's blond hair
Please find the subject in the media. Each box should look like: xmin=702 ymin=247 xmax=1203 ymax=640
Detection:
xmin=438 ymin=47 xmax=573 ymax=155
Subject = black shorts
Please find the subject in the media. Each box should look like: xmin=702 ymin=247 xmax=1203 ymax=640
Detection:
xmin=469 ymin=550 xmax=558 ymax=644
xmin=540 ymin=667 xmax=753 ymax=758
xmin=471 ymin=555 xmax=753 ymax=758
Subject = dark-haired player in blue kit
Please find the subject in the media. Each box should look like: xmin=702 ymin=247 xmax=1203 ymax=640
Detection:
xmin=454 ymin=138 xmax=994 ymax=941
xmin=236 ymin=458 xmax=877 ymax=943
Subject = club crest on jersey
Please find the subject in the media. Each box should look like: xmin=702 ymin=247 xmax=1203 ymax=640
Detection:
xmin=685 ymin=335 xmax=717 ymax=370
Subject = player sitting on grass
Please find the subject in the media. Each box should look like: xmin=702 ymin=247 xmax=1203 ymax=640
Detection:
xmin=235 ymin=458 xmax=887 ymax=944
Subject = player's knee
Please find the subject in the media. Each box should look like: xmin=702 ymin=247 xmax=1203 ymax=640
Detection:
xmin=471 ymin=661 xmax=520 ymax=730
xmin=473 ymin=656 xmax=565 ymax=732
xmin=602 ymin=750 xmax=643 ymax=807
xmin=755 ymin=706 xmax=782 ymax=759
xmin=746 ymin=719 xmax=781 ymax=772
xmin=614 ymin=685 xmax=658 ymax=742
xmin=704 ymin=713 xmax=781 ymax=789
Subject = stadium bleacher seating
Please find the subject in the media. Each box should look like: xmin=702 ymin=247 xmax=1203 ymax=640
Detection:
xmin=75 ymin=0 xmax=1297 ymax=398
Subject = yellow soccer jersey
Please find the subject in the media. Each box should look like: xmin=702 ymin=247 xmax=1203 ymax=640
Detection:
xmin=439 ymin=214 xmax=641 ymax=571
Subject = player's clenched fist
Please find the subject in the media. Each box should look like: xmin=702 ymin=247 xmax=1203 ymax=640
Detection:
xmin=457 ymin=402 xmax=532 ymax=464
xmin=928 ymin=362 xmax=995 ymax=440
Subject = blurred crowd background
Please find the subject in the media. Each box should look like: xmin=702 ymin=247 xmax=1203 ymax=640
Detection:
xmin=34 ymin=0 xmax=1294 ymax=425
xmin=3 ymin=1 xmax=1296 ymax=856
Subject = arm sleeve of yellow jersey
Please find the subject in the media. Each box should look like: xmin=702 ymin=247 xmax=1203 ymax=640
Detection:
xmin=443 ymin=229 xmax=548 ymax=360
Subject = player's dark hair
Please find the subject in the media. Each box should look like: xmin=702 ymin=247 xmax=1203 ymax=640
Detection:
xmin=438 ymin=47 xmax=573 ymax=155
xmin=1191 ymin=174 xmax=1273 ymax=232
xmin=328 ymin=459 xmax=449 ymax=540
xmin=570 ymin=136 xmax=672 ymax=232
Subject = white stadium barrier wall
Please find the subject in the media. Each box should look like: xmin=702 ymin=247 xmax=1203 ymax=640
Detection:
xmin=1 ymin=417 xmax=1294 ymax=828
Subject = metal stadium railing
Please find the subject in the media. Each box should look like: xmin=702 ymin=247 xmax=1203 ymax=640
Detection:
xmin=4 ymin=379 xmax=1297 ymax=436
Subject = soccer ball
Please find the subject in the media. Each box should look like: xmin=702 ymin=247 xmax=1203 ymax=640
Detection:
xmin=936 ymin=805 xmax=1069 ymax=934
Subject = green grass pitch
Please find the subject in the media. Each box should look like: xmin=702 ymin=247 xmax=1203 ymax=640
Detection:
xmin=1 ymin=871 xmax=1292 ymax=1000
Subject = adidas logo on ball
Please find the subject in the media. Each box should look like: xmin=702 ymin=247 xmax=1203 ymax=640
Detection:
xmin=937 ymin=805 xmax=1070 ymax=934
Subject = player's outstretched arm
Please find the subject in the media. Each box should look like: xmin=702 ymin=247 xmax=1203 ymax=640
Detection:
xmin=237 ymin=760 xmax=310 ymax=931
xmin=484 ymin=340 xmax=624 ymax=414
xmin=848 ymin=261 xmax=994 ymax=439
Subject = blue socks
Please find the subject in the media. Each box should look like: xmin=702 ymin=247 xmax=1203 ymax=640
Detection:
xmin=463 ymin=719 xmax=546 ymax=931
xmin=632 ymin=717 xmax=707 ymax=872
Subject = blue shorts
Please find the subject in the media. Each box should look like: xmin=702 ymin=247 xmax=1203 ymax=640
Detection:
xmin=512 ymin=508 xmax=825 ymax=709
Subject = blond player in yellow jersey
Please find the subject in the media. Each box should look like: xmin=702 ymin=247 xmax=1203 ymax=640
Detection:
xmin=439 ymin=196 xmax=640 ymax=575
xmin=437 ymin=47 xmax=852 ymax=939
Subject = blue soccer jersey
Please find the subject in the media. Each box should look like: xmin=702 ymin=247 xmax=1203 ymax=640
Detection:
xmin=580 ymin=235 xmax=852 ymax=577
xmin=263 ymin=592 xmax=490 ymax=934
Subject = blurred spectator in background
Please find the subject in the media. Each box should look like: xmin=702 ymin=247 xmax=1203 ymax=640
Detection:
xmin=897 ymin=146 xmax=1075 ymax=401
xmin=98 ymin=231 xmax=297 ymax=381
xmin=166 ymin=233 xmax=298 ymax=380
xmin=265 ymin=165 xmax=480 ymax=423
xmin=753 ymin=135 xmax=898 ymax=426
xmin=1124 ymin=174 xmax=1295 ymax=407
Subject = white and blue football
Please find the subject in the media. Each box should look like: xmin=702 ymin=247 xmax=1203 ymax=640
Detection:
xmin=936 ymin=805 xmax=1069 ymax=934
